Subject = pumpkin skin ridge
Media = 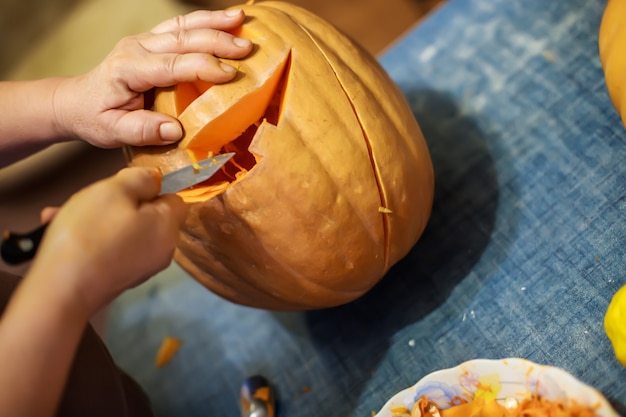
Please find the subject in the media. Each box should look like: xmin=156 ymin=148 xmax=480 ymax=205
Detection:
xmin=261 ymin=1 xmax=434 ymax=271
xmin=180 ymin=186 xmax=370 ymax=295
xmin=211 ymin=122 xmax=385 ymax=296
xmin=174 ymin=250 xmax=306 ymax=310
xmin=262 ymin=6 xmax=392 ymax=269
xmin=174 ymin=200 xmax=308 ymax=309
xmin=175 ymin=185 xmax=371 ymax=310
xmin=266 ymin=120 xmax=385 ymax=268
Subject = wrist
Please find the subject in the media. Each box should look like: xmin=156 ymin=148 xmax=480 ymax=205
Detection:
xmin=49 ymin=76 xmax=80 ymax=141
xmin=24 ymin=261 xmax=94 ymax=325
xmin=0 ymin=78 xmax=77 ymax=167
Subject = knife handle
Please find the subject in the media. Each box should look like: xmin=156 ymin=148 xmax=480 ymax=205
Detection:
xmin=1 ymin=223 xmax=48 ymax=265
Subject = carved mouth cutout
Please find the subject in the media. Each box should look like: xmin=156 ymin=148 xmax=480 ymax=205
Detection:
xmin=172 ymin=49 xmax=292 ymax=203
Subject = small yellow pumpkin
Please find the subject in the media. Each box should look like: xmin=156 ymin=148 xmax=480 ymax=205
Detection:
xmin=599 ymin=0 xmax=626 ymax=127
xmin=125 ymin=1 xmax=434 ymax=310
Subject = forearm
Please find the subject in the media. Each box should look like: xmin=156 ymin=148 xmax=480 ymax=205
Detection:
xmin=0 ymin=269 xmax=89 ymax=417
xmin=0 ymin=78 xmax=72 ymax=168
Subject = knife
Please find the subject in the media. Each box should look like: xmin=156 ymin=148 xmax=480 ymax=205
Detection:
xmin=0 ymin=152 xmax=234 ymax=265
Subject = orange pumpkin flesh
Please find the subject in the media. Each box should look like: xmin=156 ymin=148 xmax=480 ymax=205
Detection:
xmin=125 ymin=1 xmax=434 ymax=310
xmin=599 ymin=0 xmax=626 ymax=127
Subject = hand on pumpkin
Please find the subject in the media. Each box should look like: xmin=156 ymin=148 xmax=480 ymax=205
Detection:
xmin=0 ymin=9 xmax=253 ymax=168
xmin=27 ymin=167 xmax=186 ymax=319
xmin=52 ymin=9 xmax=253 ymax=149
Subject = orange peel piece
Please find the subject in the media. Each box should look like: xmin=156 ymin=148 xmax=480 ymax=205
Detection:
xmin=155 ymin=336 xmax=182 ymax=367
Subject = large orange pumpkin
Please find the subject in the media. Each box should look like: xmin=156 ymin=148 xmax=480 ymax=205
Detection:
xmin=599 ymin=0 xmax=626 ymax=127
xmin=125 ymin=1 xmax=434 ymax=310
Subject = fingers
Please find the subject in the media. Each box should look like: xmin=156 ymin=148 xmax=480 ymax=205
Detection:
xmin=31 ymin=168 xmax=187 ymax=316
xmin=123 ymin=52 xmax=240 ymax=93
xmin=150 ymin=9 xmax=246 ymax=34
xmin=140 ymin=9 xmax=252 ymax=58
xmin=152 ymin=193 xmax=187 ymax=227
xmin=108 ymin=168 xmax=187 ymax=232
xmin=139 ymin=29 xmax=252 ymax=59
xmin=71 ymin=9 xmax=253 ymax=149
xmin=117 ymin=12 xmax=252 ymax=92
xmin=106 ymin=108 xmax=183 ymax=146
xmin=109 ymin=168 xmax=189 ymax=230
xmin=113 ymin=167 xmax=163 ymax=201
xmin=114 ymin=169 xmax=186 ymax=238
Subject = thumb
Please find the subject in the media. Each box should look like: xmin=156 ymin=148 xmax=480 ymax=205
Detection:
xmin=114 ymin=109 xmax=183 ymax=146
xmin=113 ymin=167 xmax=163 ymax=201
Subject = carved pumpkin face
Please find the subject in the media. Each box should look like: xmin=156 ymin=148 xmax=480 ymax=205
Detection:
xmin=125 ymin=1 xmax=434 ymax=310
xmin=600 ymin=0 xmax=626 ymax=127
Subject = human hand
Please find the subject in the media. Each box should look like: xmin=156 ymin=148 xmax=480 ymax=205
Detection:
xmin=27 ymin=168 xmax=186 ymax=319
xmin=52 ymin=9 xmax=253 ymax=149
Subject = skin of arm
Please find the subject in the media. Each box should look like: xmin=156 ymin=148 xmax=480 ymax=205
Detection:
xmin=0 ymin=168 xmax=186 ymax=417
xmin=0 ymin=8 xmax=253 ymax=168
xmin=0 ymin=8 xmax=254 ymax=416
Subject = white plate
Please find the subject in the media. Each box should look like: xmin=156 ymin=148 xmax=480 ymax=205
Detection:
xmin=374 ymin=358 xmax=618 ymax=416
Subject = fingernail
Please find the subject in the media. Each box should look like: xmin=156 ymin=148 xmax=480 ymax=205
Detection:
xmin=233 ymin=37 xmax=251 ymax=48
xmin=225 ymin=9 xmax=242 ymax=17
xmin=220 ymin=62 xmax=237 ymax=73
xmin=159 ymin=122 xmax=182 ymax=141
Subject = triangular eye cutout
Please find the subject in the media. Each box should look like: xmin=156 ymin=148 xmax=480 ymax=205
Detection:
xmin=178 ymin=51 xmax=292 ymax=157
xmin=174 ymin=52 xmax=292 ymax=201
xmin=216 ymin=52 xmax=291 ymax=178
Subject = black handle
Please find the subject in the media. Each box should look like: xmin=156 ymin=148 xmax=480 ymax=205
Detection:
xmin=1 ymin=223 xmax=49 ymax=265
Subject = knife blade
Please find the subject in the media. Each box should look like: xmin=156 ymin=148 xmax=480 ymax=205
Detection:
xmin=159 ymin=152 xmax=234 ymax=194
xmin=0 ymin=152 xmax=234 ymax=265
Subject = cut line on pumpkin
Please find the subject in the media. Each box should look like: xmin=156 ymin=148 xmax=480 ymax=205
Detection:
xmin=279 ymin=15 xmax=392 ymax=269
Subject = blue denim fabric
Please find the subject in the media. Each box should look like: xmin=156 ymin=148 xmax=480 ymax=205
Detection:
xmin=106 ymin=0 xmax=626 ymax=415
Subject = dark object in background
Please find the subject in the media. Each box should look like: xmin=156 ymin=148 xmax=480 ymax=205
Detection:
xmin=240 ymin=375 xmax=275 ymax=417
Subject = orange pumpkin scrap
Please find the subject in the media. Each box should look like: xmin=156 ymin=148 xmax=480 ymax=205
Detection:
xmin=125 ymin=0 xmax=435 ymax=310
xmin=599 ymin=0 xmax=626 ymax=127
xmin=155 ymin=336 xmax=182 ymax=367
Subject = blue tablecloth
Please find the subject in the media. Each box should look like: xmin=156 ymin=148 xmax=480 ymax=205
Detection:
xmin=106 ymin=0 xmax=626 ymax=415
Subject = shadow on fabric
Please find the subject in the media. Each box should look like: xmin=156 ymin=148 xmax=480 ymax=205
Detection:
xmin=293 ymin=88 xmax=503 ymax=413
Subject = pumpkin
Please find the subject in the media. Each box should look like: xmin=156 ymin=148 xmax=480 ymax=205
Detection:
xmin=599 ymin=0 xmax=626 ymax=127
xmin=125 ymin=0 xmax=434 ymax=310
